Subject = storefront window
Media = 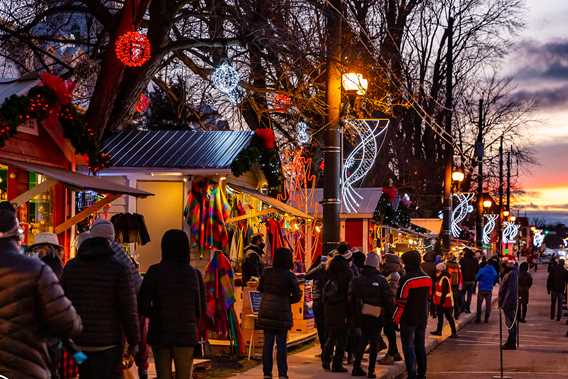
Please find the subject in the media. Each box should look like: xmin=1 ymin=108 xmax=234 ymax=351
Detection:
xmin=0 ymin=165 xmax=7 ymax=201
xmin=26 ymin=172 xmax=53 ymax=241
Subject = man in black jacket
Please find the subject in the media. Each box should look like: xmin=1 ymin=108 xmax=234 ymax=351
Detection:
xmin=547 ymin=259 xmax=568 ymax=321
xmin=62 ymin=235 xmax=140 ymax=379
xmin=0 ymin=202 xmax=82 ymax=379
xmin=394 ymin=250 xmax=432 ymax=379
xmin=242 ymin=234 xmax=265 ymax=285
xmin=351 ymin=252 xmax=391 ymax=379
xmin=460 ymin=248 xmax=479 ymax=313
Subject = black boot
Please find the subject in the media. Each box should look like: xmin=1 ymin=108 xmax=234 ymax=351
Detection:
xmin=352 ymin=366 xmax=367 ymax=376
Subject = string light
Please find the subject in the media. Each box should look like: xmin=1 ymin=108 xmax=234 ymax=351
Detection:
xmin=451 ymin=193 xmax=474 ymax=238
xmin=211 ymin=62 xmax=241 ymax=103
xmin=296 ymin=121 xmax=310 ymax=145
xmin=115 ymin=31 xmax=152 ymax=67
xmin=482 ymin=214 xmax=498 ymax=244
xmin=341 ymin=119 xmax=389 ymax=213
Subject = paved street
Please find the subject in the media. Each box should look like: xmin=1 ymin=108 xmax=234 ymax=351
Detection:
xmin=428 ymin=270 xmax=568 ymax=379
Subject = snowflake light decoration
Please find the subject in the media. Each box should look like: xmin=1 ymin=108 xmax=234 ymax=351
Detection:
xmin=211 ymin=62 xmax=241 ymax=103
xmin=341 ymin=119 xmax=389 ymax=213
xmin=482 ymin=214 xmax=498 ymax=245
xmin=296 ymin=121 xmax=310 ymax=145
xmin=451 ymin=193 xmax=475 ymax=238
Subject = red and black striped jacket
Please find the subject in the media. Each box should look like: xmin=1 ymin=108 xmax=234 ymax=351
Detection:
xmin=394 ymin=271 xmax=432 ymax=326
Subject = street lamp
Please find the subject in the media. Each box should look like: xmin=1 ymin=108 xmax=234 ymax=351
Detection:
xmin=483 ymin=198 xmax=493 ymax=209
xmin=451 ymin=167 xmax=465 ymax=183
xmin=503 ymin=210 xmax=510 ymax=218
xmin=509 ymin=215 xmax=516 ymax=222
xmin=342 ymin=72 xmax=368 ymax=95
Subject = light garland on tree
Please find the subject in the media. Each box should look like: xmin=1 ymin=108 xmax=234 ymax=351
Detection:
xmin=451 ymin=192 xmax=474 ymax=238
xmin=115 ymin=31 xmax=152 ymax=67
xmin=482 ymin=214 xmax=498 ymax=245
xmin=296 ymin=121 xmax=310 ymax=145
xmin=211 ymin=62 xmax=241 ymax=103
xmin=502 ymin=222 xmax=520 ymax=244
xmin=341 ymin=119 xmax=389 ymax=213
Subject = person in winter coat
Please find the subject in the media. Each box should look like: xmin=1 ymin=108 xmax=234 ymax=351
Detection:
xmin=459 ymin=248 xmax=479 ymax=313
xmin=518 ymin=262 xmax=533 ymax=323
xmin=62 ymin=234 xmax=140 ymax=379
xmin=430 ymin=263 xmax=457 ymax=338
xmin=546 ymin=258 xmax=568 ymax=321
xmin=242 ymin=234 xmax=265 ymax=285
xmin=0 ymin=202 xmax=82 ymax=379
xmin=350 ymin=253 xmax=391 ymax=378
xmin=322 ymin=246 xmax=353 ymax=373
xmin=499 ymin=259 xmax=519 ymax=350
xmin=305 ymin=255 xmax=328 ymax=352
xmin=258 ymin=247 xmax=302 ymax=379
xmin=378 ymin=253 xmax=403 ymax=365
xmin=475 ymin=261 xmax=498 ymax=323
xmin=139 ymin=230 xmax=205 ymax=379
xmin=446 ymin=255 xmax=463 ymax=319
xmin=421 ymin=251 xmax=436 ymax=280
xmin=394 ymin=251 xmax=432 ymax=379
xmin=28 ymin=232 xmax=64 ymax=279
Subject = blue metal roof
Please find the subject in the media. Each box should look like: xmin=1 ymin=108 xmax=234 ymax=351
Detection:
xmin=103 ymin=130 xmax=254 ymax=169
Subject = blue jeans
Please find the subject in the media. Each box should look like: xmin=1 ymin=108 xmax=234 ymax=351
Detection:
xmin=263 ymin=329 xmax=288 ymax=378
xmin=400 ymin=323 xmax=427 ymax=379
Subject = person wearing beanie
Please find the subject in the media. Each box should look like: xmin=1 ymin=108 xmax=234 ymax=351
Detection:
xmin=430 ymin=263 xmax=458 ymax=338
xmin=499 ymin=259 xmax=519 ymax=350
xmin=350 ymin=252 xmax=390 ymax=378
xmin=0 ymin=202 xmax=82 ymax=378
xmin=394 ymin=250 xmax=432 ymax=379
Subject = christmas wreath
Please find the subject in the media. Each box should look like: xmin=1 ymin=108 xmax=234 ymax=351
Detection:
xmin=230 ymin=128 xmax=283 ymax=195
xmin=0 ymin=73 xmax=108 ymax=172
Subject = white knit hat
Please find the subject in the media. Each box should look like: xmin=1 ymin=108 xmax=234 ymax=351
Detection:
xmin=90 ymin=219 xmax=115 ymax=241
xmin=365 ymin=252 xmax=381 ymax=269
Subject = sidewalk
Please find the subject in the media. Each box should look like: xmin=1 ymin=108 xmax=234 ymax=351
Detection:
xmin=227 ymin=287 xmax=499 ymax=379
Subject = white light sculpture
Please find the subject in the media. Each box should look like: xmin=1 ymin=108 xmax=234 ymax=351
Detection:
xmin=341 ymin=119 xmax=389 ymax=213
xmin=482 ymin=214 xmax=498 ymax=245
xmin=211 ymin=62 xmax=241 ymax=103
xmin=533 ymin=230 xmax=544 ymax=247
xmin=451 ymin=193 xmax=474 ymax=238
xmin=296 ymin=121 xmax=310 ymax=145
xmin=502 ymin=222 xmax=520 ymax=244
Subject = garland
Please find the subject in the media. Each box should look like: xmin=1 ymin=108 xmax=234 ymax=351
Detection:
xmin=373 ymin=195 xmax=411 ymax=228
xmin=0 ymin=73 xmax=108 ymax=172
xmin=230 ymin=128 xmax=283 ymax=195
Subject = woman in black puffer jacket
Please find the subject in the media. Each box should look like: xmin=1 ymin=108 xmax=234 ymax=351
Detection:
xmin=258 ymin=247 xmax=302 ymax=379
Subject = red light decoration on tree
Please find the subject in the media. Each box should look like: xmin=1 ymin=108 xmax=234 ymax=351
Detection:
xmin=115 ymin=31 xmax=151 ymax=67
xmin=135 ymin=93 xmax=150 ymax=113
xmin=273 ymin=93 xmax=291 ymax=112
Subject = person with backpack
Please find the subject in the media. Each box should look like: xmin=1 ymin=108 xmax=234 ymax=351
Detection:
xmin=430 ymin=263 xmax=458 ymax=338
xmin=322 ymin=244 xmax=353 ymax=373
xmin=350 ymin=253 xmax=391 ymax=378
xmin=394 ymin=251 xmax=432 ymax=379
xmin=518 ymin=262 xmax=533 ymax=323
xmin=446 ymin=254 xmax=463 ymax=319
xmin=475 ymin=260 xmax=498 ymax=323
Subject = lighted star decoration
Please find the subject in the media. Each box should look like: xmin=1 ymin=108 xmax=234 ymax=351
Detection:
xmin=451 ymin=193 xmax=475 ymax=238
xmin=482 ymin=214 xmax=498 ymax=245
xmin=211 ymin=62 xmax=242 ymax=103
xmin=341 ymin=119 xmax=389 ymax=213
xmin=502 ymin=222 xmax=520 ymax=244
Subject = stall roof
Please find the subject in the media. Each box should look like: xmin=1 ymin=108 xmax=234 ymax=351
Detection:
xmin=0 ymin=78 xmax=40 ymax=103
xmin=0 ymin=159 xmax=152 ymax=197
xmin=228 ymin=185 xmax=311 ymax=220
xmin=103 ymin=130 xmax=254 ymax=169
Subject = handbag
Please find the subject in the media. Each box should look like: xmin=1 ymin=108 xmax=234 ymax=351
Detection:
xmin=361 ymin=303 xmax=383 ymax=318
xmin=122 ymin=354 xmax=138 ymax=379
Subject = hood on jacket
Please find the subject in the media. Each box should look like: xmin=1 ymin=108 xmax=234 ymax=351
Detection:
xmin=161 ymin=229 xmax=190 ymax=264
xmin=273 ymin=247 xmax=293 ymax=270
xmin=77 ymin=237 xmax=114 ymax=260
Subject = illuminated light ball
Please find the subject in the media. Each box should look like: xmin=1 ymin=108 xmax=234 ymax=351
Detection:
xmin=274 ymin=93 xmax=291 ymax=112
xmin=211 ymin=62 xmax=240 ymax=94
xmin=115 ymin=31 xmax=152 ymax=67
xmin=296 ymin=121 xmax=310 ymax=145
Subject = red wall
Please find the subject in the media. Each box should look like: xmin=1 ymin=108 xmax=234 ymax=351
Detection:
xmin=345 ymin=219 xmax=363 ymax=249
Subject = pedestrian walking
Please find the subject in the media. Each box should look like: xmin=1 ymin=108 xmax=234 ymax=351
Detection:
xmin=475 ymin=260 xmax=498 ymax=323
xmin=138 ymin=229 xmax=205 ymax=379
xmin=346 ymin=249 xmax=362 ymax=365
xmin=0 ymin=202 xmax=82 ymax=379
xmin=305 ymin=255 xmax=328 ymax=353
xmin=518 ymin=262 xmax=533 ymax=323
xmin=460 ymin=248 xmax=479 ymax=314
xmin=242 ymin=234 xmax=265 ymax=285
xmin=499 ymin=258 xmax=519 ymax=350
xmin=322 ymin=244 xmax=353 ymax=373
xmin=394 ymin=250 xmax=432 ymax=379
xmin=446 ymin=254 xmax=463 ymax=319
xmin=430 ymin=263 xmax=458 ymax=338
xmin=258 ymin=247 xmax=302 ymax=379
xmin=62 ymin=232 xmax=140 ymax=378
xmin=547 ymin=258 xmax=567 ymax=321
xmin=378 ymin=253 xmax=403 ymax=365
xmin=350 ymin=252 xmax=391 ymax=378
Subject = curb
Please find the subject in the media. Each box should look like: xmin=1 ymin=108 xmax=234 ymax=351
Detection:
xmin=378 ymin=294 xmax=499 ymax=379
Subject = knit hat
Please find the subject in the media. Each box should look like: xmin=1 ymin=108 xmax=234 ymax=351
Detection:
xmin=0 ymin=202 xmax=20 ymax=239
xmin=365 ymin=252 xmax=381 ymax=269
xmin=76 ymin=232 xmax=92 ymax=249
xmin=30 ymin=232 xmax=63 ymax=249
xmin=401 ymin=250 xmax=421 ymax=269
xmin=436 ymin=262 xmax=446 ymax=272
xmin=90 ymin=219 xmax=115 ymax=241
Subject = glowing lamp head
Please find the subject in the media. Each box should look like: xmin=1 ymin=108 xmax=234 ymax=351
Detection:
xmin=483 ymin=199 xmax=493 ymax=209
xmin=451 ymin=168 xmax=465 ymax=183
xmin=342 ymin=73 xmax=368 ymax=95
xmin=509 ymin=216 xmax=516 ymax=222
xmin=503 ymin=210 xmax=510 ymax=217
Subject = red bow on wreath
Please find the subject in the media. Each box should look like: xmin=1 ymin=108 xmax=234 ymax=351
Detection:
xmin=39 ymin=72 xmax=75 ymax=105
xmin=255 ymin=128 xmax=275 ymax=150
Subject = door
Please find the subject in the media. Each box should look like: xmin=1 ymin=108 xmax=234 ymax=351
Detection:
xmin=136 ymin=181 xmax=184 ymax=272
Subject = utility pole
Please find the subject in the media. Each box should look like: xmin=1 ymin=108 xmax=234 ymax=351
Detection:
xmin=475 ymin=98 xmax=484 ymax=248
xmin=442 ymin=15 xmax=455 ymax=252
xmin=322 ymin=0 xmax=342 ymax=255
xmin=506 ymin=147 xmax=511 ymax=211
xmin=498 ymin=135 xmax=504 ymax=257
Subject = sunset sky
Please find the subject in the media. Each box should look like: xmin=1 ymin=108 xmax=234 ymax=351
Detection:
xmin=511 ymin=0 xmax=568 ymax=224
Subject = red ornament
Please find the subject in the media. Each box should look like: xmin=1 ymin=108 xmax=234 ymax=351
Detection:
xmin=135 ymin=93 xmax=150 ymax=113
xmin=115 ymin=31 xmax=152 ymax=67
xmin=255 ymin=128 xmax=276 ymax=150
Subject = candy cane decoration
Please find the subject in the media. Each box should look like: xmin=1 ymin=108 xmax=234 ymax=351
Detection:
xmin=451 ymin=193 xmax=475 ymax=238
xmin=482 ymin=214 xmax=498 ymax=245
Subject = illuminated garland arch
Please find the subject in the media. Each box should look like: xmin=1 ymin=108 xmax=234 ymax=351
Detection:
xmin=482 ymin=214 xmax=498 ymax=245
